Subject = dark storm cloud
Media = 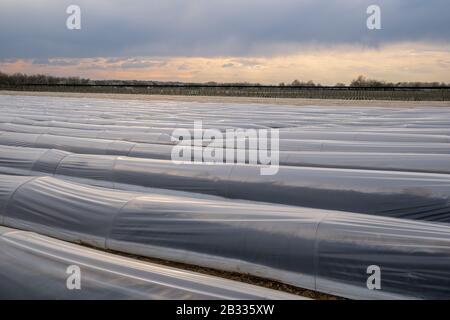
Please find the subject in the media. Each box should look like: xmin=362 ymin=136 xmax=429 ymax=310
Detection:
xmin=0 ymin=0 xmax=449 ymax=59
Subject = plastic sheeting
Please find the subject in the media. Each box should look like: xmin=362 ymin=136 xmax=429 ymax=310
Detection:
xmin=2 ymin=95 xmax=450 ymax=154
xmin=3 ymin=121 xmax=450 ymax=144
xmin=3 ymin=132 xmax=450 ymax=172
xmin=2 ymin=95 xmax=450 ymax=300
xmin=0 ymin=174 xmax=449 ymax=299
xmin=3 ymin=131 xmax=450 ymax=155
xmin=0 ymin=226 xmax=300 ymax=300
xmin=1 ymin=145 xmax=450 ymax=222
xmin=0 ymin=122 xmax=173 ymax=144
xmin=2 ymin=95 xmax=450 ymax=130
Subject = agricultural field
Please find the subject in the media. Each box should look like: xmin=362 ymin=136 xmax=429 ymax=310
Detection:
xmin=2 ymin=84 xmax=450 ymax=101
xmin=1 ymin=93 xmax=450 ymax=300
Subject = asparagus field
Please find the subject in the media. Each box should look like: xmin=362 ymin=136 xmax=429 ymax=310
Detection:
xmin=1 ymin=93 xmax=450 ymax=299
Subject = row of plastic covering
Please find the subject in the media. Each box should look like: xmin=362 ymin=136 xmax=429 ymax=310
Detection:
xmin=2 ymin=95 xmax=450 ymax=129
xmin=0 ymin=174 xmax=449 ymax=299
xmin=3 ymin=121 xmax=450 ymax=144
xmin=3 ymin=131 xmax=450 ymax=175
xmin=0 ymin=226 xmax=299 ymax=300
xmin=4 ymin=115 xmax=450 ymax=137
xmin=1 ymin=145 xmax=450 ymax=222
xmin=2 ymin=130 xmax=450 ymax=156
xmin=0 ymin=122 xmax=173 ymax=144
xmin=3 ymin=114 xmax=450 ymax=136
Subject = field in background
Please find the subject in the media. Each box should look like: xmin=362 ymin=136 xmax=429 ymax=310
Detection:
xmin=2 ymin=83 xmax=450 ymax=101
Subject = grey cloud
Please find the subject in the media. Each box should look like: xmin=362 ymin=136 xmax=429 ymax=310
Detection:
xmin=222 ymin=63 xmax=234 ymax=68
xmin=0 ymin=58 xmax=20 ymax=64
xmin=32 ymin=58 xmax=81 ymax=66
xmin=235 ymin=59 xmax=264 ymax=67
xmin=120 ymin=61 xmax=166 ymax=69
xmin=0 ymin=0 xmax=449 ymax=59
xmin=177 ymin=64 xmax=190 ymax=71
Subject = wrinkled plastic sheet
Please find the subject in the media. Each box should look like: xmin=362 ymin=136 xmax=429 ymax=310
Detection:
xmin=2 ymin=95 xmax=450 ymax=130
xmin=2 ymin=95 xmax=450 ymax=156
xmin=2 ymin=135 xmax=450 ymax=173
xmin=3 ymin=121 xmax=450 ymax=144
xmin=1 ymin=145 xmax=450 ymax=222
xmin=0 ymin=226 xmax=299 ymax=300
xmin=2 ymin=95 xmax=450 ymax=300
xmin=2 ymin=131 xmax=450 ymax=155
xmin=0 ymin=174 xmax=449 ymax=299
xmin=0 ymin=122 xmax=173 ymax=144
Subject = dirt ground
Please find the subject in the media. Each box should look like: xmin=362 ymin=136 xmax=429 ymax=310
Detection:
xmin=1 ymin=90 xmax=450 ymax=107
xmin=104 ymin=248 xmax=344 ymax=300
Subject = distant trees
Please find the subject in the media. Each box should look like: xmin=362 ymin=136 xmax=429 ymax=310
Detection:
xmin=1 ymin=71 xmax=448 ymax=88
xmin=351 ymin=75 xmax=392 ymax=87
xmin=290 ymin=80 xmax=317 ymax=87
xmin=275 ymin=76 xmax=450 ymax=88
xmin=0 ymin=71 xmax=90 ymax=86
xmin=350 ymin=75 xmax=448 ymax=88
xmin=395 ymin=81 xmax=448 ymax=88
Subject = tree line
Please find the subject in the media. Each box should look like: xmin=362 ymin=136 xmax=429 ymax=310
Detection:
xmin=282 ymin=76 xmax=449 ymax=88
xmin=1 ymin=71 xmax=448 ymax=88
xmin=0 ymin=71 xmax=90 ymax=86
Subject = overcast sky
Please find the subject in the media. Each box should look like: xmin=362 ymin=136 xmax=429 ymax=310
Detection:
xmin=1 ymin=0 xmax=449 ymax=84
